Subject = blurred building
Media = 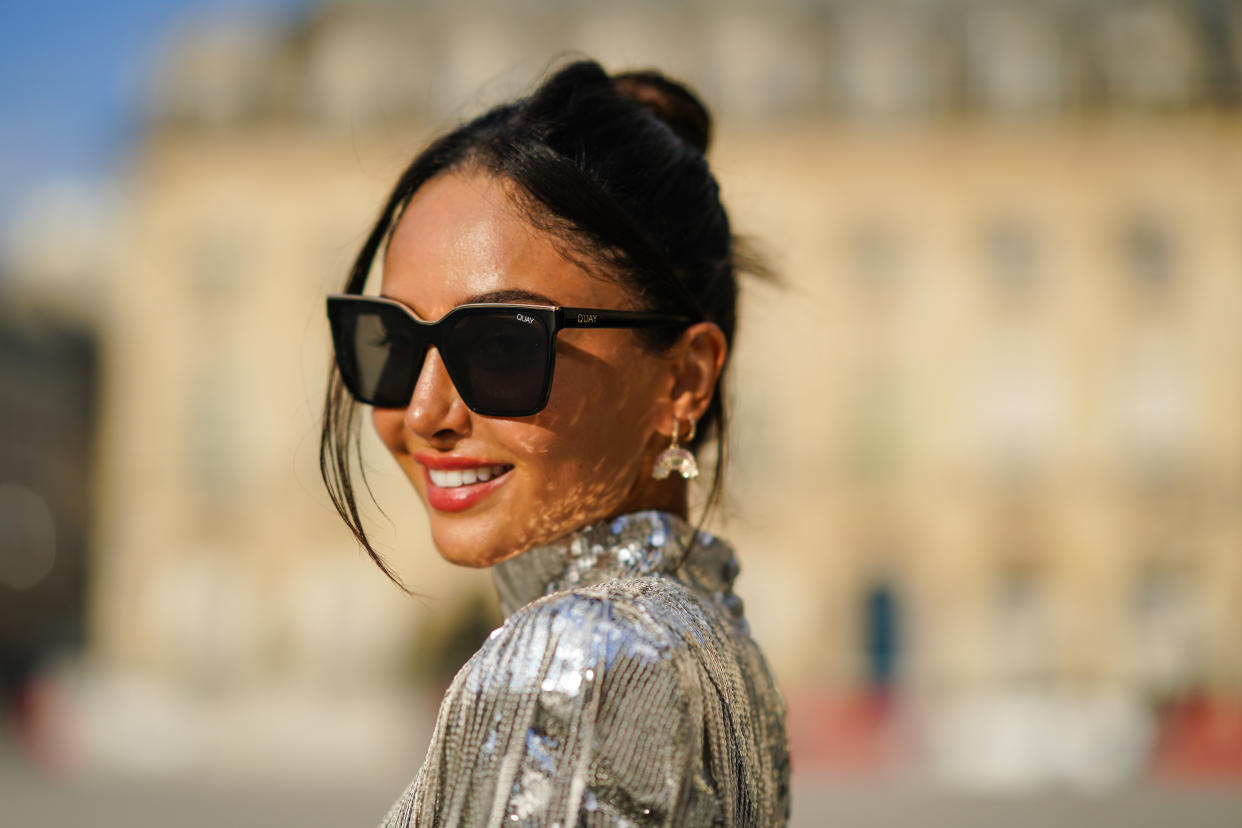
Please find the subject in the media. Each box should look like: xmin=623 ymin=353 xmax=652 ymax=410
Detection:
xmin=11 ymin=0 xmax=1237 ymax=789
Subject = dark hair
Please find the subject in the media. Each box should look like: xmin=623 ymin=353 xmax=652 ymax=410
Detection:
xmin=321 ymin=59 xmax=764 ymax=590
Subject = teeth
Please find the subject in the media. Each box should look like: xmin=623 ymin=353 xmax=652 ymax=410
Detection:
xmin=428 ymin=465 xmax=510 ymax=488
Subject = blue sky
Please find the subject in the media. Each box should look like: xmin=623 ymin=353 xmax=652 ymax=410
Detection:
xmin=0 ymin=0 xmax=309 ymax=234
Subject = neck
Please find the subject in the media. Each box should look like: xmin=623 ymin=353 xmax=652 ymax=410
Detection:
xmin=491 ymin=508 xmax=735 ymax=618
xmin=613 ymin=474 xmax=688 ymax=523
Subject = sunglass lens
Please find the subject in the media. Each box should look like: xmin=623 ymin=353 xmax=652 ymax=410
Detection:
xmin=446 ymin=310 xmax=550 ymax=415
xmin=329 ymin=300 xmax=421 ymax=407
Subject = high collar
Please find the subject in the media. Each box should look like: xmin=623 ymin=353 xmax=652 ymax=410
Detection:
xmin=492 ymin=509 xmax=745 ymax=622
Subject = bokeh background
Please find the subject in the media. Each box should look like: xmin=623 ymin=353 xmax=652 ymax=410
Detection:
xmin=2 ymin=1 xmax=1241 ymax=825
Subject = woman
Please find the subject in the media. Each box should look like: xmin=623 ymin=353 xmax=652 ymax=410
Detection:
xmin=321 ymin=60 xmax=790 ymax=827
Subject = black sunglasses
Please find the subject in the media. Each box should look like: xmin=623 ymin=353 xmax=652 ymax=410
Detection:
xmin=327 ymin=294 xmax=690 ymax=417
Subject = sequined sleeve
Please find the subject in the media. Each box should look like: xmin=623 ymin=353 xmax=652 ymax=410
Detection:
xmin=382 ymin=585 xmax=720 ymax=827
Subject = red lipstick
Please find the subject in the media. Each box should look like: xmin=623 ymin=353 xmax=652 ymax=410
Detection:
xmin=414 ymin=452 xmax=513 ymax=512
xmin=415 ymin=453 xmax=505 ymax=470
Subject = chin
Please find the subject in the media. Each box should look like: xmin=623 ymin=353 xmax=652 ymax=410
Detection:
xmin=426 ymin=514 xmax=527 ymax=569
xmin=415 ymin=477 xmax=630 ymax=569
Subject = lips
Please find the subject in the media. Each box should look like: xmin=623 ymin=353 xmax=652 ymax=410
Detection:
xmin=427 ymin=464 xmax=511 ymax=488
xmin=414 ymin=452 xmax=514 ymax=512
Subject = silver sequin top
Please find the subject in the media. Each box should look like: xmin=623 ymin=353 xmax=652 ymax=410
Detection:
xmin=379 ymin=510 xmax=791 ymax=827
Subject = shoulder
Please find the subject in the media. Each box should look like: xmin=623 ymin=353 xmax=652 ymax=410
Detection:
xmin=435 ymin=583 xmax=705 ymax=775
xmin=462 ymin=580 xmax=695 ymax=693
xmin=411 ymin=584 xmax=717 ymax=825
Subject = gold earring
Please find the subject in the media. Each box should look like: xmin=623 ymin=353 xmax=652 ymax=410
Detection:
xmin=652 ymin=418 xmax=699 ymax=480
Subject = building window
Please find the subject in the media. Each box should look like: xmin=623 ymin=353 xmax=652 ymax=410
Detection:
xmin=992 ymin=560 xmax=1053 ymax=682
xmin=1130 ymin=560 xmax=1204 ymax=697
xmin=703 ymin=15 xmax=819 ymax=119
xmin=1121 ymin=214 xmax=1177 ymax=295
xmin=831 ymin=9 xmax=946 ymax=121
xmin=962 ymin=6 xmax=1064 ymax=116
xmin=186 ymin=365 xmax=244 ymax=508
xmin=1117 ymin=334 xmax=1194 ymax=488
xmin=982 ymin=216 xmax=1042 ymax=302
xmin=1096 ymin=4 xmax=1203 ymax=110
xmin=972 ymin=335 xmax=1062 ymax=488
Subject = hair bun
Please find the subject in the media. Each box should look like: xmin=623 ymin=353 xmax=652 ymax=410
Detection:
xmin=612 ymin=70 xmax=712 ymax=154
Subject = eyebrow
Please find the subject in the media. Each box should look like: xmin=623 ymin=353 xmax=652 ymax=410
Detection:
xmin=464 ymin=289 xmax=561 ymax=306
xmin=377 ymin=288 xmax=564 ymax=320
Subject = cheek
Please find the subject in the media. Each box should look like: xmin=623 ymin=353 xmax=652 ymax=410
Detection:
xmin=500 ymin=413 xmax=645 ymax=546
xmin=524 ymin=348 xmax=663 ymax=482
xmin=371 ymin=408 xmax=407 ymax=457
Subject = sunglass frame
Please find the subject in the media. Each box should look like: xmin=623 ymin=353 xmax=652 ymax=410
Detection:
xmin=327 ymin=293 xmax=690 ymax=416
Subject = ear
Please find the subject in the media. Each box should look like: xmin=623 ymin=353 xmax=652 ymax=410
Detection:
xmin=658 ymin=321 xmax=728 ymax=437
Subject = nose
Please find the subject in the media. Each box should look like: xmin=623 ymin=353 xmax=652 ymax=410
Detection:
xmin=404 ymin=346 xmax=471 ymax=440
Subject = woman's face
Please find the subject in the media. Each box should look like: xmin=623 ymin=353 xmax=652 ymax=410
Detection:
xmin=373 ymin=170 xmax=681 ymax=568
